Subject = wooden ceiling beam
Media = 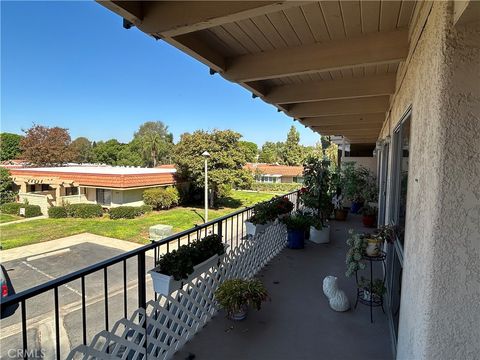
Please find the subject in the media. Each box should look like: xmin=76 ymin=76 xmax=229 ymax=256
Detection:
xmin=287 ymin=96 xmax=389 ymax=118
xmin=138 ymin=1 xmax=308 ymax=37
xmin=225 ymin=30 xmax=409 ymax=82
xmin=300 ymin=113 xmax=385 ymax=127
xmin=265 ymin=75 xmax=396 ymax=104
xmin=163 ymin=34 xmax=226 ymax=72
xmin=97 ymin=1 xmax=143 ymax=25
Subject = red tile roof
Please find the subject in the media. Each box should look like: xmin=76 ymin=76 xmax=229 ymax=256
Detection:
xmin=9 ymin=167 xmax=176 ymax=188
xmin=244 ymin=163 xmax=303 ymax=177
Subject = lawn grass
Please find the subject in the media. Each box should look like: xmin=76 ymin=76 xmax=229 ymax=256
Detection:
xmin=0 ymin=190 xmax=277 ymax=250
xmin=0 ymin=214 xmax=22 ymax=224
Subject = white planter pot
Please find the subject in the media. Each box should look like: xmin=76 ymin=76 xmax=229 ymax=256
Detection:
xmin=309 ymin=225 xmax=330 ymax=244
xmin=245 ymin=221 xmax=272 ymax=237
xmin=149 ymin=252 xmax=225 ymax=296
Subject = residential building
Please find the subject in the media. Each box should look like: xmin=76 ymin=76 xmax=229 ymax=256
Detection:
xmin=244 ymin=163 xmax=304 ymax=183
xmin=8 ymin=165 xmax=176 ymax=213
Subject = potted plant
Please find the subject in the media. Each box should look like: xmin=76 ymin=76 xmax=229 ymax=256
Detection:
xmin=281 ymin=212 xmax=311 ymax=249
xmin=373 ymin=224 xmax=398 ymax=244
xmin=271 ymin=196 xmax=294 ymax=219
xmin=245 ymin=202 xmax=274 ymax=237
xmin=358 ymin=277 xmax=386 ymax=301
xmin=149 ymin=234 xmax=226 ymax=295
xmin=332 ymin=188 xmax=348 ymax=221
xmin=360 ymin=205 xmax=377 ymax=228
xmin=309 ymin=217 xmax=330 ymax=244
xmin=345 ymin=230 xmax=367 ymax=277
xmin=215 ymin=278 xmax=268 ymax=321
xmin=300 ymin=155 xmax=332 ymax=242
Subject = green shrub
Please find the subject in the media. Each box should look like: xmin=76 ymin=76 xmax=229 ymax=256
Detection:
xmin=24 ymin=205 xmax=42 ymax=218
xmin=0 ymin=202 xmax=22 ymax=215
xmin=66 ymin=203 xmax=103 ymax=218
xmin=48 ymin=206 xmax=68 ymax=218
xmin=143 ymin=187 xmax=180 ymax=210
xmin=109 ymin=206 xmax=137 ymax=219
xmin=249 ymin=182 xmax=301 ymax=192
xmin=138 ymin=204 xmax=153 ymax=214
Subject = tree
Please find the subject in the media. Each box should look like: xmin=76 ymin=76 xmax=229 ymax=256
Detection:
xmin=92 ymin=139 xmax=124 ymax=165
xmin=258 ymin=142 xmax=278 ymax=163
xmin=134 ymin=121 xmax=174 ymax=167
xmin=70 ymin=137 xmax=94 ymax=163
xmin=174 ymin=130 xmax=253 ymax=203
xmin=116 ymin=142 xmax=144 ymax=166
xmin=0 ymin=167 xmax=16 ymax=204
xmin=239 ymin=141 xmax=258 ymax=162
xmin=281 ymin=126 xmax=304 ymax=166
xmin=21 ymin=125 xmax=73 ymax=166
xmin=0 ymin=133 xmax=23 ymax=161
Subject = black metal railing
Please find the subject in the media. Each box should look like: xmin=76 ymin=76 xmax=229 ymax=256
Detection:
xmin=1 ymin=190 xmax=299 ymax=359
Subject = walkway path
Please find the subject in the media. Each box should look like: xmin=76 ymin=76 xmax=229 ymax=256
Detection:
xmin=0 ymin=215 xmax=47 ymax=227
xmin=0 ymin=233 xmax=142 ymax=262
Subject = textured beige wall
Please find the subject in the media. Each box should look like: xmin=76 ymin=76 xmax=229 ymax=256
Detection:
xmin=341 ymin=157 xmax=377 ymax=176
xmin=121 ymin=188 xmax=145 ymax=207
xmin=378 ymin=2 xmax=480 ymax=359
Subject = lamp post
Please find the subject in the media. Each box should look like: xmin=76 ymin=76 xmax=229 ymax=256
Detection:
xmin=202 ymin=151 xmax=210 ymax=223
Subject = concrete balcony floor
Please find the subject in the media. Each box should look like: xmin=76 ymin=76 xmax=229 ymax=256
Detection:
xmin=174 ymin=214 xmax=393 ymax=360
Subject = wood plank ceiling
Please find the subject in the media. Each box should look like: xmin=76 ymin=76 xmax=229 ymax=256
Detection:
xmin=98 ymin=1 xmax=416 ymax=144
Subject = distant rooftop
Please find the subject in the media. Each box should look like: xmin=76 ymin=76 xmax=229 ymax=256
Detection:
xmin=9 ymin=165 xmax=177 ymax=188
xmin=16 ymin=165 xmax=176 ymax=175
xmin=244 ymin=163 xmax=303 ymax=177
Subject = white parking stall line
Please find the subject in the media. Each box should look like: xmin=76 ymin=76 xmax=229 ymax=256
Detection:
xmin=21 ymin=261 xmax=84 ymax=298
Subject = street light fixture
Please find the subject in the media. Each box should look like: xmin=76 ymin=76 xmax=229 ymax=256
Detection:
xmin=202 ymin=151 xmax=210 ymax=223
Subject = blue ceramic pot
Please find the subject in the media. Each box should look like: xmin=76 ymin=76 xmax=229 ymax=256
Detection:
xmin=350 ymin=201 xmax=364 ymax=214
xmin=287 ymin=229 xmax=305 ymax=249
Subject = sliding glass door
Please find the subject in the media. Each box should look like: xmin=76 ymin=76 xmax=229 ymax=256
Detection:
xmin=386 ymin=109 xmax=411 ymax=350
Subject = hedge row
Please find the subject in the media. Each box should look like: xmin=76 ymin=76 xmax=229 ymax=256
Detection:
xmin=143 ymin=187 xmax=179 ymax=210
xmin=66 ymin=204 xmax=103 ymax=218
xmin=0 ymin=202 xmax=22 ymax=215
xmin=109 ymin=205 xmax=152 ymax=220
xmin=48 ymin=206 xmax=68 ymax=218
xmin=249 ymin=182 xmax=302 ymax=193
xmin=0 ymin=202 xmax=42 ymax=218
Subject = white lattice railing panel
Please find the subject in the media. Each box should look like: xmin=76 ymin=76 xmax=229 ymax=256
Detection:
xmin=68 ymin=221 xmax=287 ymax=360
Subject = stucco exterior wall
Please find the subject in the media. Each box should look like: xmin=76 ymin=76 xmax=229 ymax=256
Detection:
xmin=18 ymin=193 xmax=51 ymax=214
xmin=121 ymin=188 xmax=145 ymax=207
xmin=378 ymin=2 xmax=480 ymax=359
xmin=341 ymin=157 xmax=377 ymax=177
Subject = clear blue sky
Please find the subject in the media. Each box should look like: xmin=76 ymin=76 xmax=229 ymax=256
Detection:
xmin=1 ymin=1 xmax=319 ymax=147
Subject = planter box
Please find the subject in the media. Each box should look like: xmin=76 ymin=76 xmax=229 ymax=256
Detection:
xmin=245 ymin=221 xmax=272 ymax=237
xmin=309 ymin=225 xmax=330 ymax=244
xmin=149 ymin=251 xmax=226 ymax=296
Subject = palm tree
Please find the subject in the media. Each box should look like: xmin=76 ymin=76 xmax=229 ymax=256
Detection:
xmin=140 ymin=132 xmax=162 ymax=167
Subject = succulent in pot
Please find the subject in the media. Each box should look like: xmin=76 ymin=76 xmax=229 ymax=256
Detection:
xmin=215 ymin=278 xmax=268 ymax=321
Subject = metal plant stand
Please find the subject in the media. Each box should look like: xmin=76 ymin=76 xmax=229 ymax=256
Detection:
xmin=354 ymin=251 xmax=386 ymax=323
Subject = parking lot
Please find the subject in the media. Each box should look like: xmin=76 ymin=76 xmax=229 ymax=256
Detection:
xmin=0 ymin=234 xmax=152 ymax=359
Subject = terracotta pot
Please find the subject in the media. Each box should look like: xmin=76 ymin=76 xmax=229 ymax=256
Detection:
xmin=362 ymin=215 xmax=376 ymax=228
xmin=334 ymin=209 xmax=348 ymax=221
